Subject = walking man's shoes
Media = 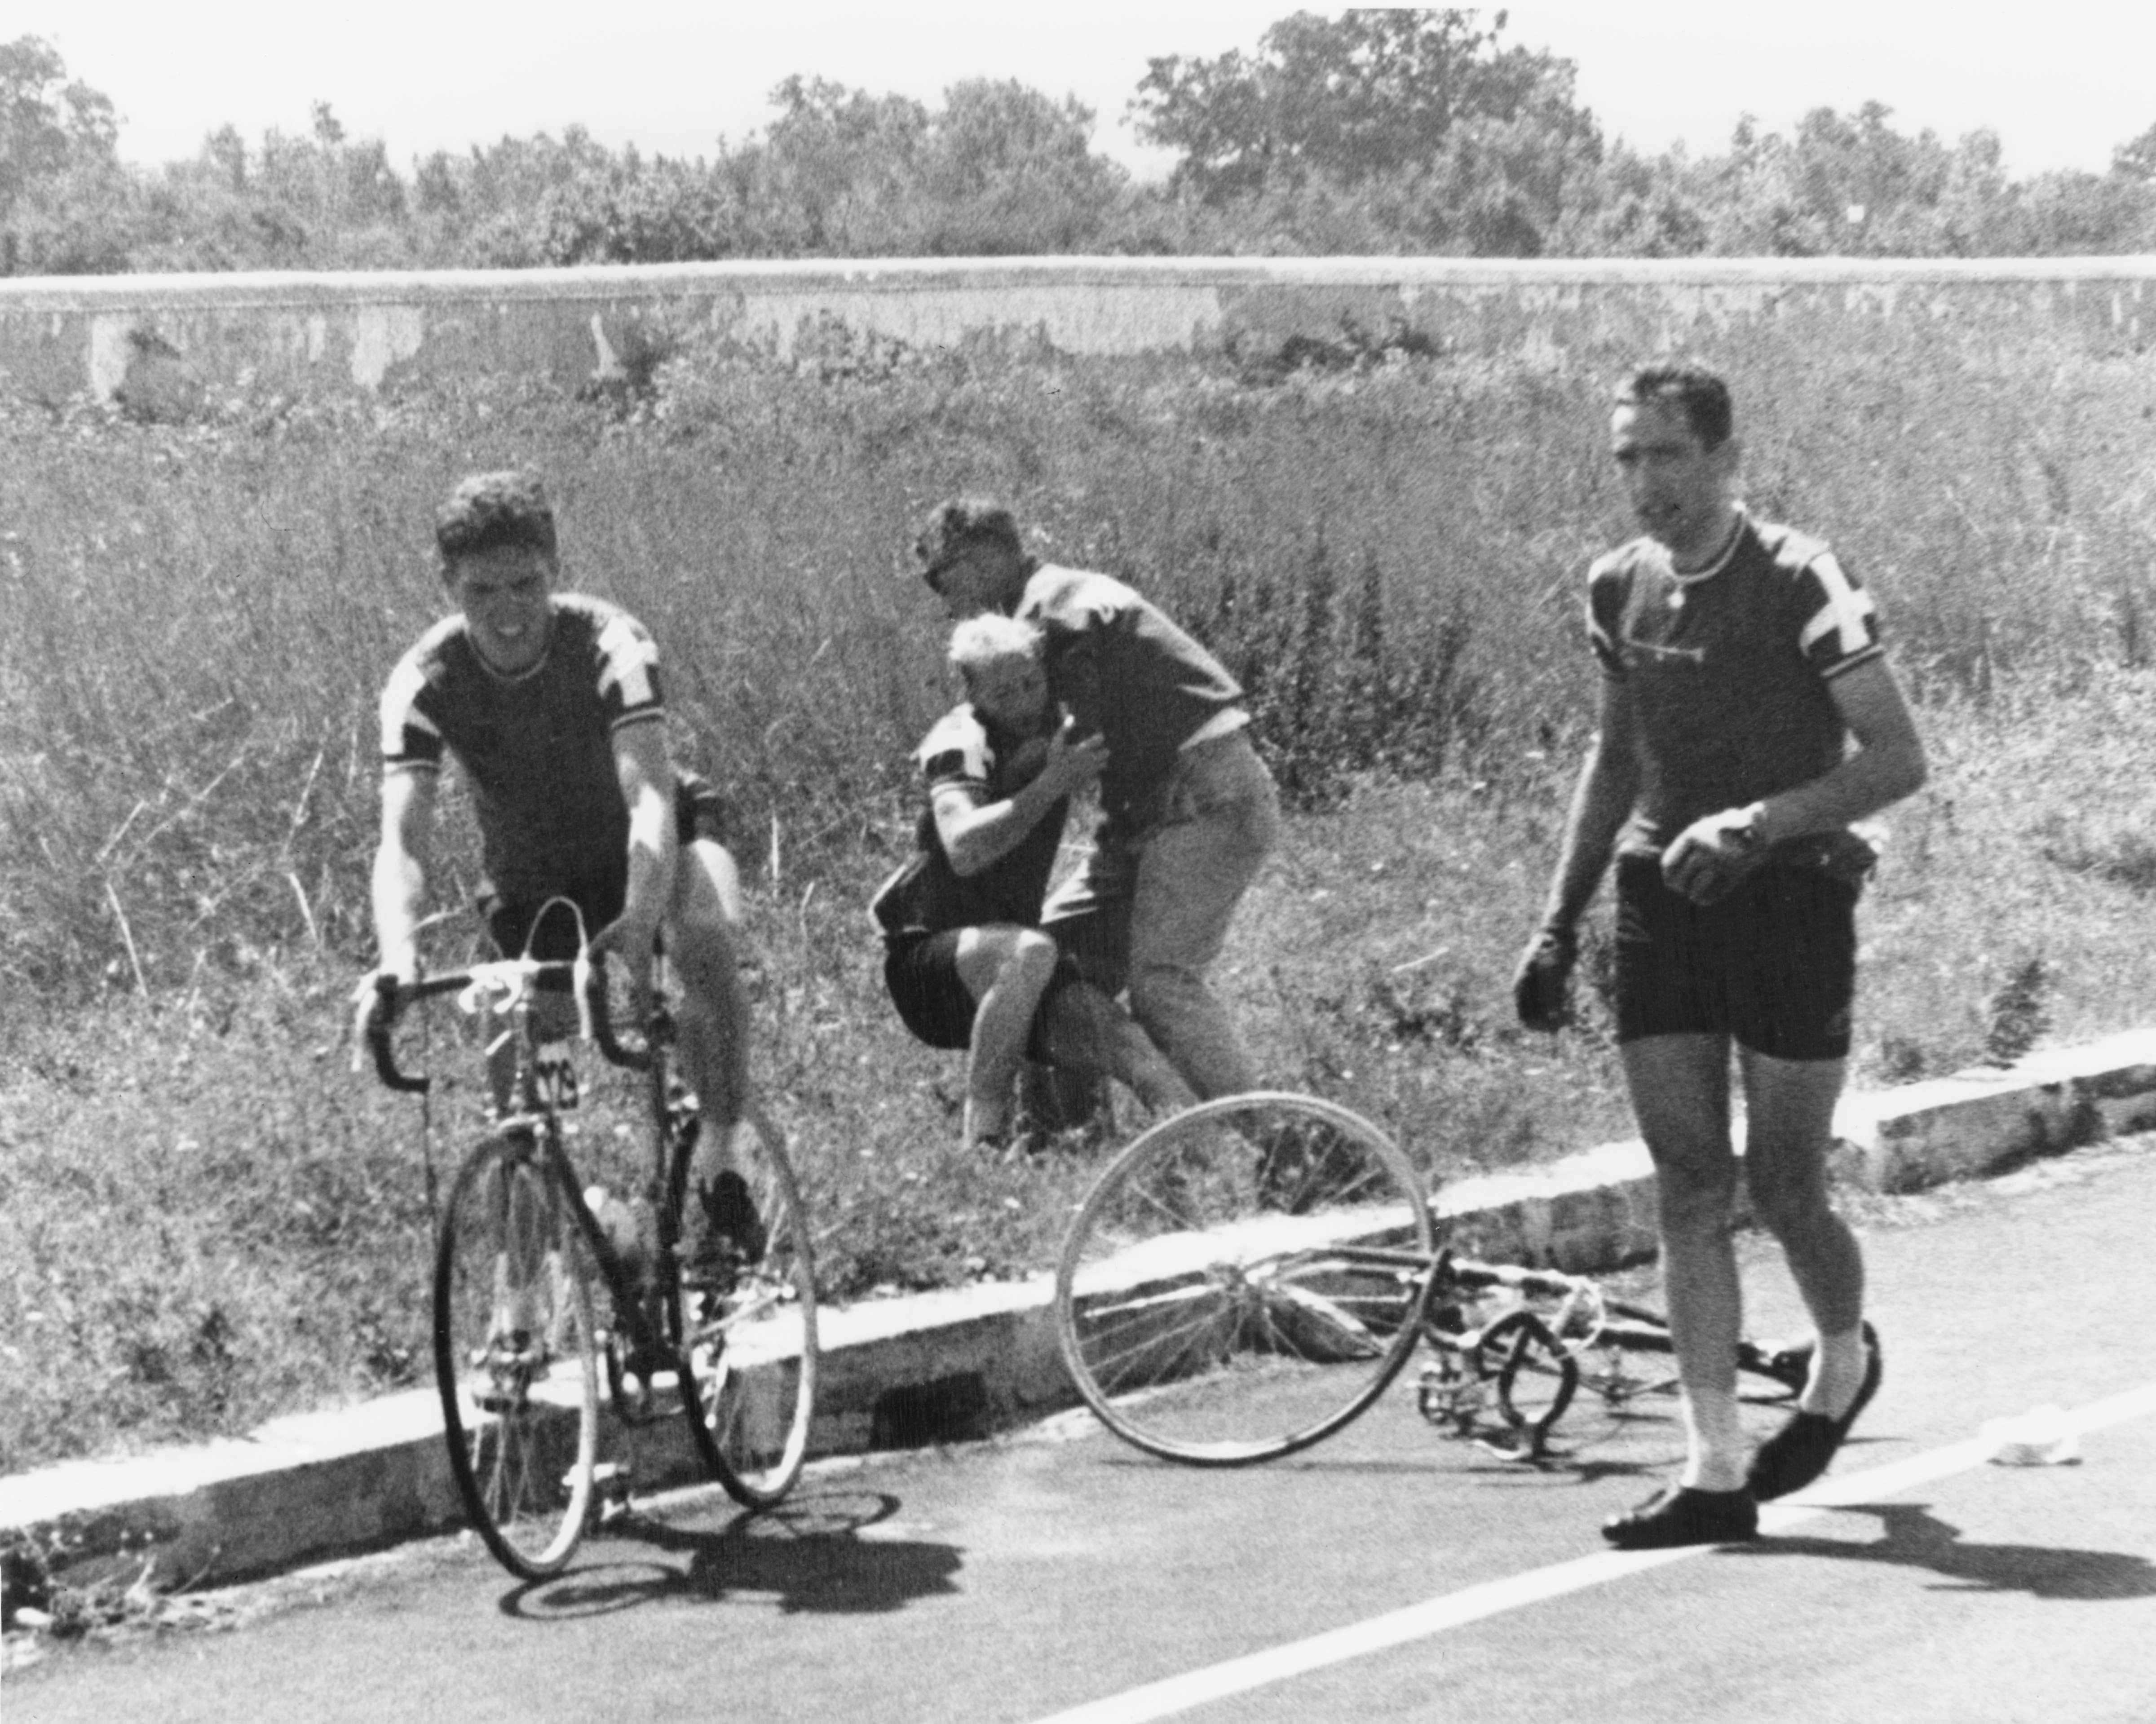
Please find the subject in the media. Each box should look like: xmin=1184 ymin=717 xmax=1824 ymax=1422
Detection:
xmin=1746 ymin=1323 xmax=1883 ymax=1501
xmin=1602 ymin=1485 xmax=1760 ymax=1550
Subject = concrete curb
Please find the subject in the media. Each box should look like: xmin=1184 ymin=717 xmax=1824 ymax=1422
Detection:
xmin=8 ymin=1029 xmax=2156 ymax=1592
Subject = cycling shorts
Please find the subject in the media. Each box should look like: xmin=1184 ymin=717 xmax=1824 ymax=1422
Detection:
xmin=883 ymin=928 xmax=1078 ymax=1057
xmin=483 ymin=773 xmax=727 ymax=964
xmin=1613 ymin=851 xmax=1859 ymax=1061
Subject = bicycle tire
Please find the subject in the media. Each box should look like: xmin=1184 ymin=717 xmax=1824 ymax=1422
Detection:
xmin=433 ymin=1133 xmax=601 ymax=1579
xmin=1054 ymin=1092 xmax=1437 ymax=1465
xmin=671 ymin=1106 xmax=820 ymax=1507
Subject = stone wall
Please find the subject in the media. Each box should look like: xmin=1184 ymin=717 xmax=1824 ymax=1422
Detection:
xmin=2 ymin=255 xmax=2153 ymax=409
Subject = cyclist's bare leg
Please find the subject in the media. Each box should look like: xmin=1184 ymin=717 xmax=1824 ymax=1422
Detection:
xmin=666 ymin=837 xmax=752 ymax=1136
xmin=665 ymin=838 xmax=763 ymax=1264
xmin=953 ymin=924 xmax=1060 ymax=1146
xmin=482 ymin=1000 xmax=522 ymax=1117
xmin=1738 ymin=1047 xmax=1868 ymax=1417
xmin=1619 ymin=1032 xmax=1748 ymax=1492
xmin=465 ymin=987 xmax=570 ymax=1346
xmin=486 ymin=1140 xmax=553 ymax=1350
xmin=1034 ymin=980 xmax=1198 ymax=1119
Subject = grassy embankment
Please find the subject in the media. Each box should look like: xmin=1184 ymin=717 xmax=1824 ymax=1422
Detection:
xmin=3 ymin=310 xmax=2155 ymax=1474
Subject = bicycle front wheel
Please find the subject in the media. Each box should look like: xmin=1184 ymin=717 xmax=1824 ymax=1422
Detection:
xmin=1055 ymin=1092 xmax=1437 ymax=1465
xmin=434 ymin=1133 xmax=601 ymax=1579
xmin=672 ymin=1108 xmax=820 ymax=1507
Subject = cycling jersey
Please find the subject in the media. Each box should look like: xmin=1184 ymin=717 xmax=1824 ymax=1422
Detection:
xmin=1588 ymin=509 xmax=1883 ymax=867
xmin=870 ymin=702 xmax=1067 ymax=939
xmin=379 ymin=594 xmax=664 ymax=903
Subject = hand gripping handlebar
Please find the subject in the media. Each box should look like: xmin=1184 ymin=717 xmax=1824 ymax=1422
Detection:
xmin=365 ymin=958 xmax=654 ymax=1095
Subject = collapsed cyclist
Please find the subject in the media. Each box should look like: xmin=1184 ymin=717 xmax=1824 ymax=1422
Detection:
xmin=357 ymin=469 xmax=762 ymax=1279
xmin=875 ymin=614 xmax=1198 ymax=1150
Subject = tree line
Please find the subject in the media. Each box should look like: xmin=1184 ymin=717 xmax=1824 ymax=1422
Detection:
xmin=7 ymin=11 xmax=2156 ymax=276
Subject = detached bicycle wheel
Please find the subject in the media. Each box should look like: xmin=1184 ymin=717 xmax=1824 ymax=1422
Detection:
xmin=672 ymin=1108 xmax=820 ymax=1507
xmin=434 ymin=1134 xmax=601 ymax=1579
xmin=1055 ymin=1092 xmax=1437 ymax=1464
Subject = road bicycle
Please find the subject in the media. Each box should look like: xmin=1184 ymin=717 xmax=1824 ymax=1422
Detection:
xmin=367 ymin=928 xmax=819 ymax=1579
xmin=1053 ymin=1092 xmax=1815 ymax=1467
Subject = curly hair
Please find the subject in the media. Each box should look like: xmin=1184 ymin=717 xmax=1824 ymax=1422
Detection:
xmin=435 ymin=469 xmax=558 ymax=564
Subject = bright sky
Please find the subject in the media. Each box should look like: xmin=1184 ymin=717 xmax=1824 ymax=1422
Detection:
xmin=21 ymin=0 xmax=2156 ymax=183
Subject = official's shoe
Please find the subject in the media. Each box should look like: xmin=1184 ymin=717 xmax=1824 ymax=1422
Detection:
xmin=1746 ymin=1322 xmax=1882 ymax=1501
xmin=1601 ymin=1485 xmax=1759 ymax=1550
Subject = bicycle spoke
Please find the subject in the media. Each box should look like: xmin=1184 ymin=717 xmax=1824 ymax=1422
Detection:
xmin=1056 ymin=1094 xmax=1436 ymax=1465
xmin=435 ymin=1139 xmax=599 ymax=1578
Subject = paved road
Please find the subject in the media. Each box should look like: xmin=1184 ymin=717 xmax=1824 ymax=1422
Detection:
xmin=13 ymin=1139 xmax=2156 ymax=1723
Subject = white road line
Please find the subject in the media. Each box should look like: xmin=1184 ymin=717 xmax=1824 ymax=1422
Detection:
xmin=1025 ymin=1382 xmax=2156 ymax=1724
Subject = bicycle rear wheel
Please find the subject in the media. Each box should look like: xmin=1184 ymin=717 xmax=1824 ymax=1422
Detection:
xmin=434 ymin=1133 xmax=600 ymax=1579
xmin=672 ymin=1108 xmax=820 ymax=1507
xmin=1055 ymin=1092 xmax=1437 ymax=1464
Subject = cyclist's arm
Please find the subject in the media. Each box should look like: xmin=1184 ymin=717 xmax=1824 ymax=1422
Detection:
xmin=607 ymin=719 xmax=680 ymax=956
xmin=934 ymin=722 xmax=1103 ymax=878
xmin=1536 ymin=675 xmax=1639 ymax=932
xmin=1750 ymin=656 xmax=1928 ymax=844
xmin=371 ymin=765 xmax=437 ymax=981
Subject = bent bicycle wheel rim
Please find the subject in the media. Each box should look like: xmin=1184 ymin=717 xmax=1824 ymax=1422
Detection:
xmin=672 ymin=1108 xmax=820 ymax=1507
xmin=434 ymin=1136 xmax=600 ymax=1578
xmin=1055 ymin=1092 xmax=1436 ymax=1465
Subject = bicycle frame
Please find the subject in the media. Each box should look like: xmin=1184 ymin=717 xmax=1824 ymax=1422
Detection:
xmin=370 ymin=917 xmax=822 ymax=1580
xmin=368 ymin=947 xmax=686 ymax=1431
xmin=1407 ymin=1250 xmax=1810 ymax=1463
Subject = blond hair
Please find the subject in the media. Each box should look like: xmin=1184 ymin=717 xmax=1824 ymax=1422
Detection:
xmin=947 ymin=613 xmax=1044 ymax=676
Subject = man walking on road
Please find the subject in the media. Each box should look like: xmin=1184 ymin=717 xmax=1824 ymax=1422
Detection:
xmin=913 ymin=497 xmax=1280 ymax=1103
xmin=1514 ymin=363 xmax=1928 ymax=1549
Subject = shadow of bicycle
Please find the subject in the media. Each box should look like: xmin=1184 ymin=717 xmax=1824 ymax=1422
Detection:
xmin=499 ymin=1486 xmax=963 ymax=1621
xmin=1734 ymin=1501 xmax=2156 ymax=1600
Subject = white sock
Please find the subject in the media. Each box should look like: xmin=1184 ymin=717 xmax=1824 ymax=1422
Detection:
xmin=1679 ymin=1389 xmax=1750 ymax=1492
xmin=1800 ymin=1325 xmax=1869 ymax=1419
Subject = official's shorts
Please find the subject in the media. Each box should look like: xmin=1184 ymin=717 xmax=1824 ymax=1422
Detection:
xmin=884 ymin=928 xmax=1078 ymax=1057
xmin=483 ymin=774 xmax=728 ymax=967
xmin=1613 ymin=851 xmax=1859 ymax=1062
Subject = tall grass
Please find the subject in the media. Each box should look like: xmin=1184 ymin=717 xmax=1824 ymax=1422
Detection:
xmin=8 ymin=313 xmax=2152 ymax=1003
xmin=4 ymin=307 xmax=2156 ymax=1472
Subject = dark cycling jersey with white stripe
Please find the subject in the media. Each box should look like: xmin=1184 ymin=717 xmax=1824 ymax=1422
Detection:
xmin=870 ymin=702 xmax=1067 ymax=938
xmin=378 ymin=594 xmax=664 ymax=903
xmin=1588 ymin=510 xmax=1884 ymax=866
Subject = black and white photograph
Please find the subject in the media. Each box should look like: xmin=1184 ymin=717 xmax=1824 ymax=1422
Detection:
xmin=4 ymin=4 xmax=2155 ymax=1718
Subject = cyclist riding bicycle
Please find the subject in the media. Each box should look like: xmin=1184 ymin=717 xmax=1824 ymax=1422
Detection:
xmin=356 ymin=469 xmax=764 ymax=1284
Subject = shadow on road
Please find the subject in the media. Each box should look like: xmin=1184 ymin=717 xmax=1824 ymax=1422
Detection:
xmin=499 ymin=1486 xmax=964 ymax=1621
xmin=1734 ymin=1502 xmax=2156 ymax=1600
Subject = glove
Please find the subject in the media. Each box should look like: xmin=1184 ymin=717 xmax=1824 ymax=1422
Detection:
xmin=1512 ymin=923 xmax=1577 ymax=1032
xmin=1661 ymin=804 xmax=1769 ymax=906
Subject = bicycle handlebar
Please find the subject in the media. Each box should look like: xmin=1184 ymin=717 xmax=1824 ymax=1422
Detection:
xmin=364 ymin=958 xmax=654 ymax=1096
